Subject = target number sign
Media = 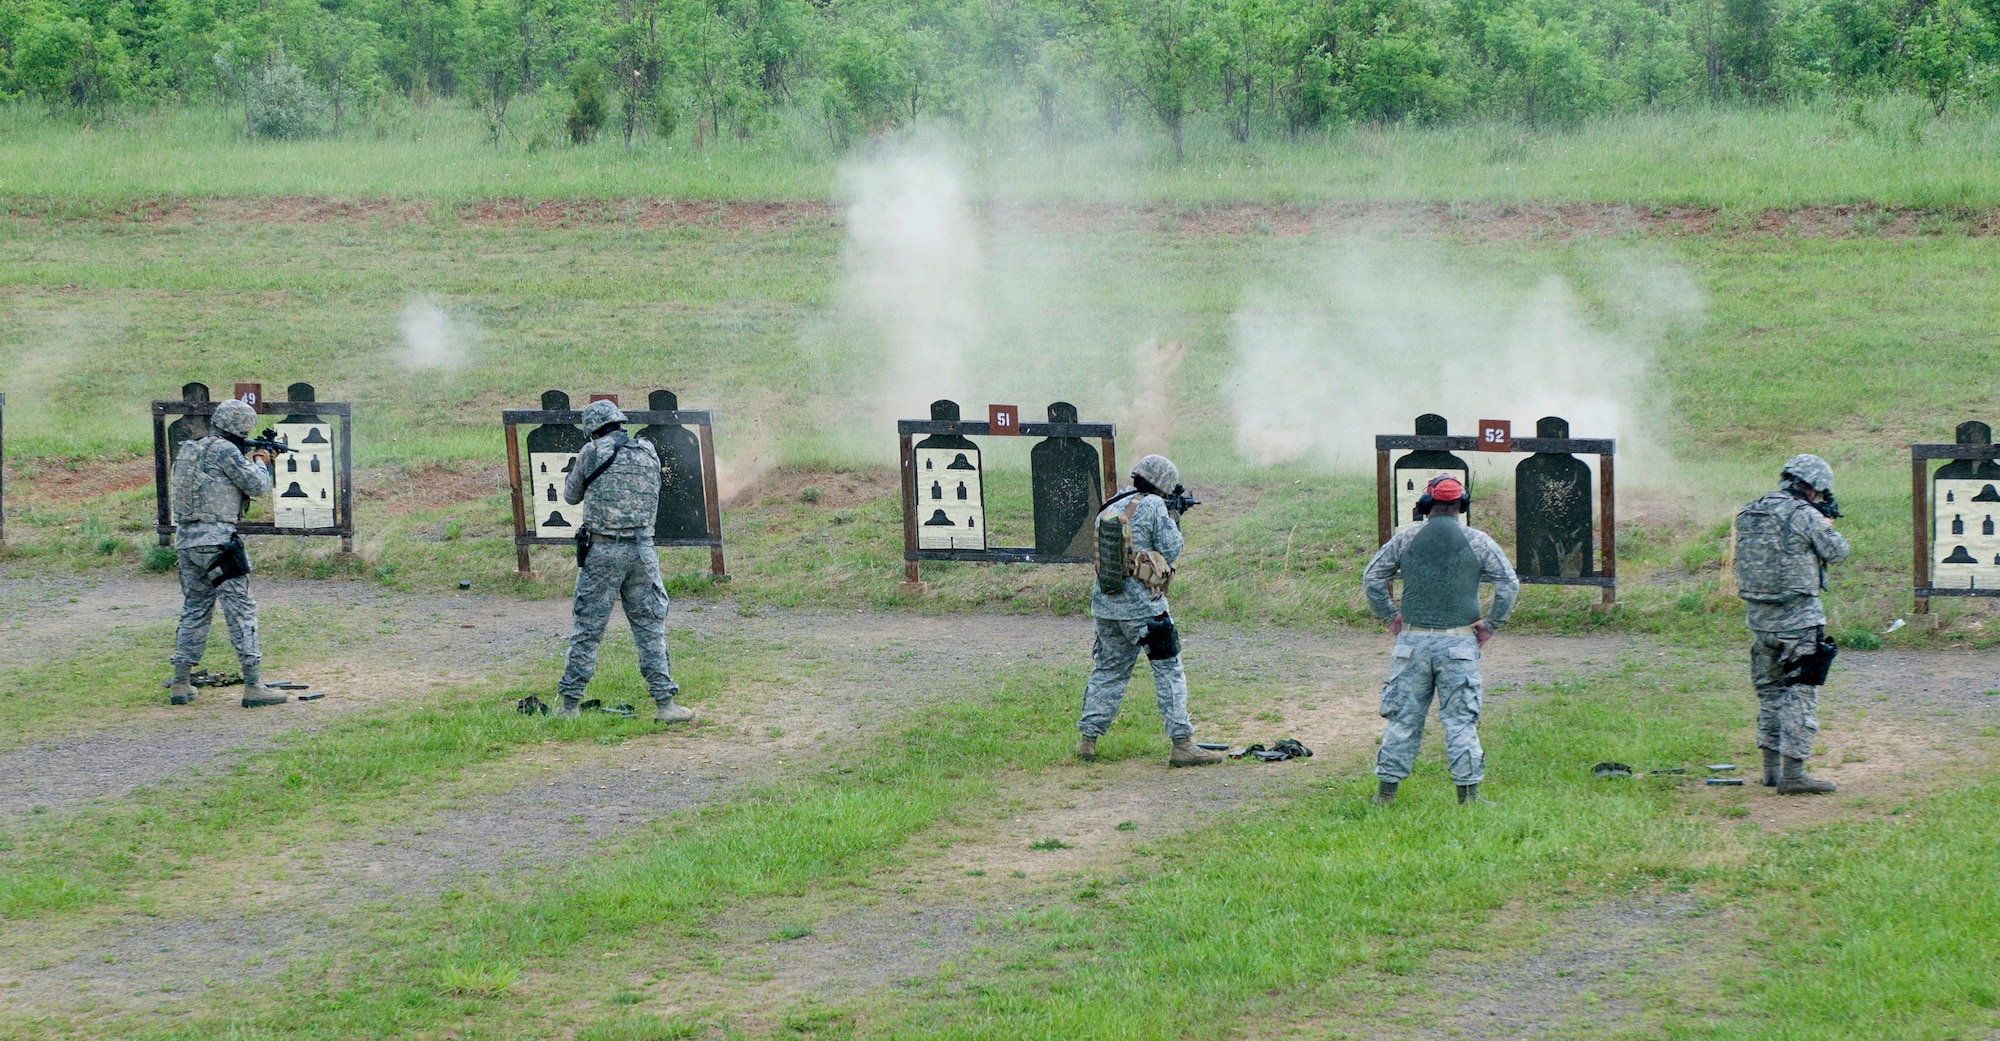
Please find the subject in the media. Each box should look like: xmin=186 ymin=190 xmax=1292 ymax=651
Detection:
xmin=1478 ymin=419 xmax=1512 ymax=453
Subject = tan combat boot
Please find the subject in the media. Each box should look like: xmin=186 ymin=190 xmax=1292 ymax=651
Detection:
xmin=555 ymin=695 xmax=582 ymax=720
xmin=1761 ymin=747 xmax=1781 ymax=787
xmin=1372 ymin=780 xmax=1399 ymax=805
xmin=240 ymin=684 xmax=289 ymax=707
xmin=653 ymin=700 xmax=695 ymax=724
xmin=169 ymin=663 xmax=197 ymax=706
xmin=1169 ymin=738 xmax=1224 ymax=767
xmin=1776 ymin=756 xmax=1836 ymax=795
xmin=238 ymin=664 xmax=287 ymax=707
xmin=1074 ymin=736 xmax=1097 ymax=761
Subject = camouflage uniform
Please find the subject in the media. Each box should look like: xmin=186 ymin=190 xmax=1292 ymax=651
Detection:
xmin=1078 ymin=486 xmax=1192 ymax=741
xmin=559 ymin=423 xmax=680 ymax=706
xmin=1737 ymin=490 xmax=1850 ymax=761
xmin=1363 ymin=515 xmax=1519 ymax=785
xmin=169 ymin=432 xmax=272 ymax=670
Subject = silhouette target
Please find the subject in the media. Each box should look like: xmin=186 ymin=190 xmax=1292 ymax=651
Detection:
xmin=1515 ymin=416 xmax=1595 ymax=578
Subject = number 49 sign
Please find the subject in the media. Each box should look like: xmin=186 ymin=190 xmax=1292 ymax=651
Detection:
xmin=1478 ymin=419 xmax=1512 ymax=452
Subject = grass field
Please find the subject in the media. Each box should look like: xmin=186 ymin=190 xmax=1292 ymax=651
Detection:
xmin=6 ymin=97 xmax=2000 ymax=208
xmin=2 ymin=104 xmax=2000 ymax=1039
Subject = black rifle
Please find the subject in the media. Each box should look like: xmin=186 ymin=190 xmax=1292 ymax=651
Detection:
xmin=1161 ymin=485 xmax=1201 ymax=515
xmin=1808 ymin=492 xmax=1842 ymax=520
xmin=242 ymin=427 xmax=297 ymax=455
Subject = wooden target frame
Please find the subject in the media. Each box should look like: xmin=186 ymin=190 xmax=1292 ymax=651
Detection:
xmin=501 ymin=401 xmax=726 ymax=578
xmin=1374 ymin=428 xmax=1617 ymax=606
xmin=151 ymin=393 xmax=356 ymax=553
xmin=897 ymin=414 xmax=1118 ymax=584
xmin=1909 ymin=433 xmax=2000 ymax=613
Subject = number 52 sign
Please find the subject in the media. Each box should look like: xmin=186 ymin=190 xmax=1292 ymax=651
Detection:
xmin=1477 ymin=419 xmax=1512 ymax=452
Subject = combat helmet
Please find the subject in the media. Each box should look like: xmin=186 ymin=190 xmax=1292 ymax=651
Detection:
xmin=581 ymin=399 xmax=628 ymax=436
xmin=1131 ymin=454 xmax=1180 ymax=495
xmin=1781 ymin=453 xmax=1834 ymax=493
xmin=211 ymin=399 xmax=258 ymax=438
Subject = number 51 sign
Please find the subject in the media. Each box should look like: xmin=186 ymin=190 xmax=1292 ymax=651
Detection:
xmin=1477 ymin=419 xmax=1512 ymax=452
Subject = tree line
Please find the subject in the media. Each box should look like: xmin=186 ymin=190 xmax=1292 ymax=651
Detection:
xmin=3 ymin=0 xmax=1997 ymax=153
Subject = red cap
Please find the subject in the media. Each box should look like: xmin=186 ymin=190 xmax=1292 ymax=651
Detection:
xmin=1427 ymin=475 xmax=1465 ymax=502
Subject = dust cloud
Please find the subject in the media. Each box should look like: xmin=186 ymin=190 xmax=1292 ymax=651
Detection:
xmin=1227 ymin=240 xmax=1702 ymax=478
xmin=397 ymin=295 xmax=473 ymax=371
xmin=1124 ymin=338 xmax=1186 ymax=458
xmin=839 ymin=143 xmax=985 ymax=425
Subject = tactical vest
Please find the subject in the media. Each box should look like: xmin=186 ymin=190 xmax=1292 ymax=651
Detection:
xmin=171 ymin=437 xmax=250 ymax=526
xmin=581 ymin=433 xmax=662 ymax=535
xmin=1095 ymin=494 xmax=1139 ymax=594
xmin=1398 ymin=516 xmax=1483 ymax=628
xmin=1734 ymin=493 xmax=1822 ymax=602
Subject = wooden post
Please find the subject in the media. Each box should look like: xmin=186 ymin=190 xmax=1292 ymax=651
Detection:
xmin=503 ymin=421 xmax=531 ymax=575
xmin=1374 ymin=449 xmax=1393 ymax=546
xmin=697 ymin=420 xmax=727 ymax=579
xmin=1598 ymin=453 xmax=1617 ymax=607
xmin=1101 ymin=436 xmax=1119 ymax=501
xmin=337 ymin=411 xmax=355 ymax=555
xmin=0 ymin=392 xmax=7 ymax=547
xmin=900 ymin=432 xmax=921 ymax=587
xmin=152 ymin=408 xmax=173 ymax=546
xmin=1913 ymin=453 xmax=1930 ymax=615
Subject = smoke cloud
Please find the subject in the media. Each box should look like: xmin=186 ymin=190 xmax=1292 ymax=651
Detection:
xmin=398 ymin=295 xmax=473 ymax=371
xmin=839 ymin=144 xmax=985 ymax=424
xmin=1227 ymin=240 xmax=1702 ymax=476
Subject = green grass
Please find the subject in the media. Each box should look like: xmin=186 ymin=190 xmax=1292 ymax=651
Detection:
xmin=7 ymin=97 xmax=2000 ymax=208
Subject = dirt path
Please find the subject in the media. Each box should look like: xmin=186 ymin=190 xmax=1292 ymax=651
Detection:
xmin=31 ymin=196 xmax=2000 ymax=240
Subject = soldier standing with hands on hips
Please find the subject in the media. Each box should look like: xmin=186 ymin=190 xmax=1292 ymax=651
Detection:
xmin=1733 ymin=454 xmax=1849 ymax=794
xmin=1075 ymin=454 xmax=1226 ymax=768
xmin=555 ymin=399 xmax=693 ymax=724
xmin=1363 ymin=474 xmax=1518 ymax=805
xmin=166 ymin=398 xmax=290 ymax=708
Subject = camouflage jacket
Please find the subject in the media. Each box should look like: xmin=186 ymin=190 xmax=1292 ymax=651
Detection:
xmin=1738 ymin=491 xmax=1850 ymax=632
xmin=1091 ymin=488 xmax=1183 ymax=620
xmin=1364 ymin=518 xmax=1520 ymax=630
xmin=171 ymin=435 xmax=273 ymax=549
xmin=564 ymin=431 xmax=662 ymax=537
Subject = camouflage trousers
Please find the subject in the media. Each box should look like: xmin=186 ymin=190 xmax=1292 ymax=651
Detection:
xmin=171 ymin=546 xmax=259 ymax=667
xmin=1375 ymin=631 xmax=1485 ymax=785
xmin=1751 ymin=628 xmax=1820 ymax=761
xmin=1078 ymin=616 xmax=1193 ymax=741
xmin=560 ymin=539 xmax=679 ymax=703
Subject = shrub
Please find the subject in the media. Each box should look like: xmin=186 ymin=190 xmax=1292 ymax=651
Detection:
xmin=142 ymin=545 xmax=177 ymax=573
xmin=246 ymin=45 xmax=327 ymax=140
xmin=567 ymin=67 xmax=606 ymax=143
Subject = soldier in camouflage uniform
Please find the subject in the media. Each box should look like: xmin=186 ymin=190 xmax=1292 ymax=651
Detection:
xmin=166 ymin=398 xmax=289 ymax=708
xmin=556 ymin=399 xmax=692 ymax=724
xmin=1075 ymin=454 xmax=1225 ymax=767
xmin=1363 ymin=475 xmax=1518 ymax=805
xmin=1735 ymin=454 xmax=1849 ymax=794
